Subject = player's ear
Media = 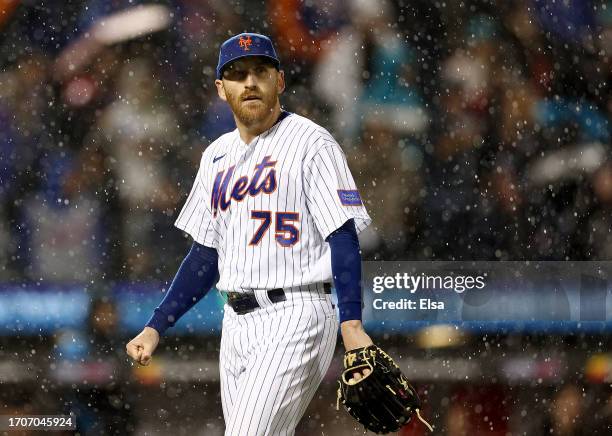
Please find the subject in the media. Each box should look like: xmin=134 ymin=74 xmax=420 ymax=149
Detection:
xmin=215 ymin=79 xmax=227 ymax=101
xmin=277 ymin=70 xmax=285 ymax=94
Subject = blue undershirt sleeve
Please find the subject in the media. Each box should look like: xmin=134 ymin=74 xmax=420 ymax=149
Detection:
xmin=327 ymin=219 xmax=363 ymax=323
xmin=145 ymin=242 xmax=219 ymax=335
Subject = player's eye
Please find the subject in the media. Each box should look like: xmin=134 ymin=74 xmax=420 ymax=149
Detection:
xmin=224 ymin=69 xmax=247 ymax=81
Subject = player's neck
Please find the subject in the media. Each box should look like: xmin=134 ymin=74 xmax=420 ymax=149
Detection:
xmin=235 ymin=103 xmax=282 ymax=145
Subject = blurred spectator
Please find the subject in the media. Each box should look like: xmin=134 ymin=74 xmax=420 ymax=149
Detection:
xmin=442 ymin=385 xmax=509 ymax=436
xmin=197 ymin=99 xmax=236 ymax=143
xmin=533 ymin=0 xmax=597 ymax=48
xmin=350 ymin=120 xmax=422 ymax=257
xmin=446 ymin=402 xmax=473 ymax=436
xmin=586 ymin=163 xmax=612 ymax=259
xmin=60 ymin=296 xmax=136 ymax=435
xmin=90 ymin=58 xmax=182 ymax=278
xmin=591 ymin=388 xmax=612 ymax=433
xmin=269 ymin=0 xmax=347 ymax=66
xmin=314 ymin=0 xmax=422 ymax=140
xmin=543 ymin=384 xmax=587 ymax=435
xmin=0 ymin=52 xmax=56 ymax=278
xmin=21 ymin=150 xmax=104 ymax=282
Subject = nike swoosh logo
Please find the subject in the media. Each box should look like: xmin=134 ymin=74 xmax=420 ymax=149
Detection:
xmin=213 ymin=154 xmax=226 ymax=163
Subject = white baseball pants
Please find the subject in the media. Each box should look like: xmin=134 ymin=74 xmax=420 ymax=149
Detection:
xmin=219 ymin=290 xmax=338 ymax=436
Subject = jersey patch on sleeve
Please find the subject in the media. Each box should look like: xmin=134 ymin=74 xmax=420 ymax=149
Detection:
xmin=337 ymin=190 xmax=363 ymax=206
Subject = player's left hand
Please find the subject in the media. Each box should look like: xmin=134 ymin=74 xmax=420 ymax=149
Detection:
xmin=340 ymin=320 xmax=374 ymax=384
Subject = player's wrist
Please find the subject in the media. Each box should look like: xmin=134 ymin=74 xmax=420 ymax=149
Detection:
xmin=143 ymin=326 xmax=160 ymax=337
xmin=340 ymin=319 xmax=364 ymax=331
xmin=341 ymin=327 xmax=373 ymax=352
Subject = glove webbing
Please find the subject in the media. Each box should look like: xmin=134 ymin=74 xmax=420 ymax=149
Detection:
xmin=336 ymin=382 xmax=434 ymax=432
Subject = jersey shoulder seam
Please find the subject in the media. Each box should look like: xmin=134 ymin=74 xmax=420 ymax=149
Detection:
xmin=288 ymin=114 xmax=340 ymax=150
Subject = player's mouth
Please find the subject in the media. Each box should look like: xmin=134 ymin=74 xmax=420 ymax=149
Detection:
xmin=242 ymin=95 xmax=262 ymax=102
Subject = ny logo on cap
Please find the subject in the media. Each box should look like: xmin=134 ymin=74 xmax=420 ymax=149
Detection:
xmin=239 ymin=35 xmax=252 ymax=51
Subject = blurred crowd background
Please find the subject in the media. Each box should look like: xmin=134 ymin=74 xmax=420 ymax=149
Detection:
xmin=1 ymin=0 xmax=611 ymax=435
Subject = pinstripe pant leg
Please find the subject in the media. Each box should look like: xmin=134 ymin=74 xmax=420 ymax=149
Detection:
xmin=220 ymin=305 xmax=242 ymax=423
xmin=224 ymin=298 xmax=337 ymax=436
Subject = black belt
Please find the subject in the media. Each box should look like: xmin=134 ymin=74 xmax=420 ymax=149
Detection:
xmin=225 ymin=283 xmax=331 ymax=315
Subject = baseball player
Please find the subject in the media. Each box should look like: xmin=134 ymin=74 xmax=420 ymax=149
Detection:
xmin=126 ymin=33 xmax=374 ymax=436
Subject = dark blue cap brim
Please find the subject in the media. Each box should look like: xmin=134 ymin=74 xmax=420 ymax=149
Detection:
xmin=217 ymin=54 xmax=281 ymax=79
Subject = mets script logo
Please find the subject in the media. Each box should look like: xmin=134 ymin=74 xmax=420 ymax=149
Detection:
xmin=211 ymin=156 xmax=277 ymax=217
xmin=238 ymin=36 xmax=252 ymax=51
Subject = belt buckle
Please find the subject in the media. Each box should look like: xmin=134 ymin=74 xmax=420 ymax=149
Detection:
xmin=228 ymin=291 xmax=257 ymax=315
xmin=226 ymin=292 xmax=240 ymax=304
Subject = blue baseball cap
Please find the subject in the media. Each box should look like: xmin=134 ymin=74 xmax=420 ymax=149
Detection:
xmin=216 ymin=33 xmax=280 ymax=79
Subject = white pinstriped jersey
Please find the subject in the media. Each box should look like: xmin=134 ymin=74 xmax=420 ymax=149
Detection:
xmin=175 ymin=112 xmax=371 ymax=292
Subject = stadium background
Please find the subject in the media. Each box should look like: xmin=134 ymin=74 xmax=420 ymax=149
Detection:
xmin=0 ymin=0 xmax=611 ymax=434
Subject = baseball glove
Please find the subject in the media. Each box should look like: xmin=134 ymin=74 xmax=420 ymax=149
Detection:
xmin=336 ymin=345 xmax=433 ymax=434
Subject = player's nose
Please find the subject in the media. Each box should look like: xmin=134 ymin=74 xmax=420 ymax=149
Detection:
xmin=244 ymin=70 xmax=258 ymax=88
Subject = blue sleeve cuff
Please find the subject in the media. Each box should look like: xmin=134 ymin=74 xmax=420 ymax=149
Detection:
xmin=338 ymin=301 xmax=362 ymax=322
xmin=328 ymin=219 xmax=363 ymax=323
xmin=146 ymin=308 xmax=176 ymax=334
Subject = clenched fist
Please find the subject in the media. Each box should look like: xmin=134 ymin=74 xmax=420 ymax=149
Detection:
xmin=126 ymin=326 xmax=160 ymax=366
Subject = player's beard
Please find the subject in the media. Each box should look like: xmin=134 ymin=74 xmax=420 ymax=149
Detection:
xmin=226 ymin=87 xmax=277 ymax=127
